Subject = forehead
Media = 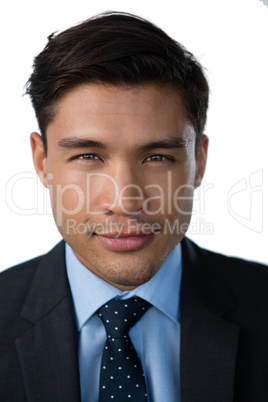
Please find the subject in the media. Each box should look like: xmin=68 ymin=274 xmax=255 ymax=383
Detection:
xmin=47 ymin=83 xmax=194 ymax=146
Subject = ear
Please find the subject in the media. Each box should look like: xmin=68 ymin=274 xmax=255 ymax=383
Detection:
xmin=30 ymin=132 xmax=48 ymax=188
xmin=194 ymin=134 xmax=209 ymax=188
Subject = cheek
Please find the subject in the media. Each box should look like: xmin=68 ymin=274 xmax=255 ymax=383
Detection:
xmin=48 ymin=173 xmax=120 ymax=223
xmin=50 ymin=179 xmax=83 ymax=207
xmin=47 ymin=177 xmax=86 ymax=229
xmin=172 ymin=179 xmax=195 ymax=214
xmin=149 ymin=167 xmax=195 ymax=216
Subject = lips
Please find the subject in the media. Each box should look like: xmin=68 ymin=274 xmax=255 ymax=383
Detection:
xmin=95 ymin=233 xmax=154 ymax=252
xmin=97 ymin=231 xmax=146 ymax=238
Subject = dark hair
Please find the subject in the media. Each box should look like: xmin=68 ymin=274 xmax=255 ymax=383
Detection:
xmin=26 ymin=11 xmax=209 ymax=154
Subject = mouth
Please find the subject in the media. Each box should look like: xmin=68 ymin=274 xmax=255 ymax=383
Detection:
xmin=95 ymin=232 xmax=154 ymax=252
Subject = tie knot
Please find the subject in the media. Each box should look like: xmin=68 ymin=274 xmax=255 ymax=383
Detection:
xmin=97 ymin=297 xmax=151 ymax=338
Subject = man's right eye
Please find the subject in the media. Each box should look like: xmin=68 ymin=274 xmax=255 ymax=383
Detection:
xmin=78 ymin=154 xmax=100 ymax=160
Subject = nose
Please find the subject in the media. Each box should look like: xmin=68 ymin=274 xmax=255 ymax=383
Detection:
xmin=100 ymin=162 xmax=145 ymax=215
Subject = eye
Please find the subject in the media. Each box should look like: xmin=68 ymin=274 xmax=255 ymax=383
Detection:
xmin=144 ymin=154 xmax=169 ymax=163
xmin=78 ymin=154 xmax=101 ymax=161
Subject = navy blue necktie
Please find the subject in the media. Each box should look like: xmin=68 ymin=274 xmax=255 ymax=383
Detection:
xmin=97 ymin=297 xmax=151 ymax=401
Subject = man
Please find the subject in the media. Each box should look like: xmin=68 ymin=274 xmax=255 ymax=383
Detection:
xmin=0 ymin=11 xmax=267 ymax=402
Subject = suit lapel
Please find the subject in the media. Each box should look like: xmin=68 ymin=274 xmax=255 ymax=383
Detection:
xmin=16 ymin=242 xmax=81 ymax=402
xmin=180 ymin=238 xmax=240 ymax=402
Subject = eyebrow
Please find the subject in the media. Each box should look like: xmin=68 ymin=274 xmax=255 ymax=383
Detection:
xmin=57 ymin=137 xmax=107 ymax=150
xmin=57 ymin=136 xmax=188 ymax=151
xmin=137 ymin=138 xmax=188 ymax=152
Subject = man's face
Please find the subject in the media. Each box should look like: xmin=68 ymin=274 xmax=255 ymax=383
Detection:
xmin=31 ymin=84 xmax=208 ymax=290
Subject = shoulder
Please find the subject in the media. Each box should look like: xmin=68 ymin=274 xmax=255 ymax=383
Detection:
xmin=0 ymin=242 xmax=65 ymax=305
xmin=0 ymin=256 xmax=41 ymax=303
xmin=182 ymin=236 xmax=267 ymax=273
xmin=181 ymin=237 xmax=268 ymax=305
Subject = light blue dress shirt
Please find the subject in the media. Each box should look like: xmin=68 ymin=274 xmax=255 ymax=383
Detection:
xmin=66 ymin=242 xmax=182 ymax=402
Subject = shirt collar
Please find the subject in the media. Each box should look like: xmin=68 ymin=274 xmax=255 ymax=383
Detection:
xmin=66 ymin=242 xmax=182 ymax=330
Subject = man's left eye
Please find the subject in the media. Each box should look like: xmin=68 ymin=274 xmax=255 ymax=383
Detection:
xmin=145 ymin=155 xmax=167 ymax=162
xmin=78 ymin=154 xmax=100 ymax=160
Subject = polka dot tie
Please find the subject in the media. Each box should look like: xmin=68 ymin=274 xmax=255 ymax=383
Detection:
xmin=97 ymin=297 xmax=151 ymax=401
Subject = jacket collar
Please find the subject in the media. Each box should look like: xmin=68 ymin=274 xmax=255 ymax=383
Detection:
xmin=16 ymin=241 xmax=81 ymax=402
xmin=20 ymin=241 xmax=69 ymax=323
xmin=180 ymin=238 xmax=240 ymax=402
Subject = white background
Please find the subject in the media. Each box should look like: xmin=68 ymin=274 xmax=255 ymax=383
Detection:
xmin=0 ymin=0 xmax=267 ymax=271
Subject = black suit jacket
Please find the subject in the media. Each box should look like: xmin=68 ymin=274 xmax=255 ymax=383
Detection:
xmin=0 ymin=238 xmax=268 ymax=402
